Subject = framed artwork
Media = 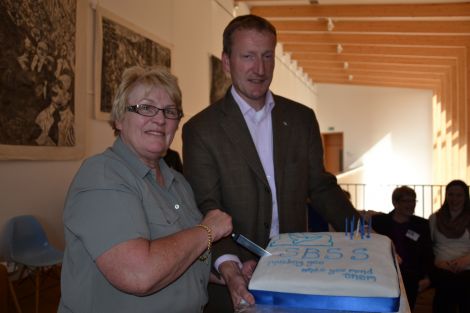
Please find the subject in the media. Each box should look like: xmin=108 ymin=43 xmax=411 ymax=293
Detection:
xmin=94 ymin=7 xmax=172 ymax=121
xmin=0 ymin=0 xmax=86 ymax=160
xmin=210 ymin=55 xmax=231 ymax=104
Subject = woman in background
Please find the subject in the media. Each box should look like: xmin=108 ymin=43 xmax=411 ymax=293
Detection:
xmin=373 ymin=186 xmax=434 ymax=311
xmin=429 ymin=179 xmax=470 ymax=313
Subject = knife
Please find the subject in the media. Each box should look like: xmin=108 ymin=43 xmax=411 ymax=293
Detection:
xmin=232 ymin=233 xmax=271 ymax=257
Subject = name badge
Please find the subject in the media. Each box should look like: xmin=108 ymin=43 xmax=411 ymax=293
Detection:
xmin=406 ymin=229 xmax=420 ymax=241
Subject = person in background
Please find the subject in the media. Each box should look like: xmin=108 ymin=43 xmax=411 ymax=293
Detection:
xmin=372 ymin=186 xmax=434 ymax=311
xmin=182 ymin=14 xmax=359 ymax=312
xmin=164 ymin=147 xmax=183 ymax=174
xmin=429 ymin=179 xmax=470 ymax=313
xmin=59 ymin=66 xmax=233 ymax=313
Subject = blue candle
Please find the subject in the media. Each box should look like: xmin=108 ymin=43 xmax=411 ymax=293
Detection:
xmin=350 ymin=215 xmax=354 ymax=239
xmin=345 ymin=218 xmax=348 ymax=237
xmin=360 ymin=217 xmax=364 ymax=239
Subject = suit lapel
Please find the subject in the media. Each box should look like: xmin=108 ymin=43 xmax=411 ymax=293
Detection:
xmin=219 ymin=92 xmax=269 ymax=186
xmin=272 ymin=96 xmax=290 ymax=187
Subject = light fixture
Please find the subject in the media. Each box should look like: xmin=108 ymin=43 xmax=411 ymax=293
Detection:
xmin=343 ymin=62 xmax=349 ymax=70
xmin=337 ymin=44 xmax=343 ymax=54
xmin=348 ymin=75 xmax=354 ymax=81
xmin=327 ymin=18 xmax=334 ymax=32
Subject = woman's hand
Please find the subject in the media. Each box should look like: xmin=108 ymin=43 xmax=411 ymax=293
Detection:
xmin=435 ymin=259 xmax=454 ymax=271
xmin=201 ymin=209 xmax=233 ymax=242
xmin=448 ymin=254 xmax=470 ymax=273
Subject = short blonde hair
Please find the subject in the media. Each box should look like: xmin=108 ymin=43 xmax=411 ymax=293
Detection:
xmin=109 ymin=66 xmax=182 ymax=136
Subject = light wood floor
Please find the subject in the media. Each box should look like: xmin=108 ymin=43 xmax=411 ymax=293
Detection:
xmin=5 ymin=267 xmax=60 ymax=313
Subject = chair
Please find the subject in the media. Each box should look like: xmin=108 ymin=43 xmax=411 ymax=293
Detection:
xmin=3 ymin=215 xmax=63 ymax=313
xmin=0 ymin=263 xmax=22 ymax=313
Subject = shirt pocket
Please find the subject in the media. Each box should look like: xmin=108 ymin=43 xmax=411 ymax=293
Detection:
xmin=142 ymin=193 xmax=181 ymax=239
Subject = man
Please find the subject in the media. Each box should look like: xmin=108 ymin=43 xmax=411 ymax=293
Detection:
xmin=182 ymin=14 xmax=358 ymax=312
xmin=372 ymin=186 xmax=434 ymax=310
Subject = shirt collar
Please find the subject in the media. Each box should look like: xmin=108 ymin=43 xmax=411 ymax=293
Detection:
xmin=112 ymin=137 xmax=175 ymax=187
xmin=231 ymin=86 xmax=275 ymax=117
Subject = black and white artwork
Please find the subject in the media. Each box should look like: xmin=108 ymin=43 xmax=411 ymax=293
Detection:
xmin=0 ymin=0 xmax=77 ymax=147
xmin=95 ymin=7 xmax=171 ymax=120
xmin=210 ymin=55 xmax=231 ymax=104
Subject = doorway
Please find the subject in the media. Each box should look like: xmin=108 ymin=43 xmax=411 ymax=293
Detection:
xmin=322 ymin=132 xmax=343 ymax=175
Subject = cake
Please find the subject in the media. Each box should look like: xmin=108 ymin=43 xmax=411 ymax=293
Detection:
xmin=248 ymin=232 xmax=400 ymax=312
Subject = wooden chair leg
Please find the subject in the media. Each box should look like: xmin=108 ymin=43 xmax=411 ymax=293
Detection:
xmin=35 ymin=269 xmax=40 ymax=313
xmin=8 ymin=279 xmax=23 ymax=313
xmin=2 ymin=264 xmax=22 ymax=313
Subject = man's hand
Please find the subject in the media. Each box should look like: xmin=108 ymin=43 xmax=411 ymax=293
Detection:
xmin=241 ymin=260 xmax=257 ymax=281
xmin=219 ymin=261 xmax=256 ymax=310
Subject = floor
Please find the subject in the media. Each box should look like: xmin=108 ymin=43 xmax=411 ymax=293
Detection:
xmin=6 ymin=267 xmax=61 ymax=313
xmin=5 ymin=269 xmax=434 ymax=313
xmin=414 ymin=288 xmax=434 ymax=313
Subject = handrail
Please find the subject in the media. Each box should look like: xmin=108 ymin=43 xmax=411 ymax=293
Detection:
xmin=339 ymin=183 xmax=448 ymax=218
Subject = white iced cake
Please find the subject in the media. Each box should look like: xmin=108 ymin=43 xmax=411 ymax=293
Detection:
xmin=249 ymin=232 xmax=400 ymax=312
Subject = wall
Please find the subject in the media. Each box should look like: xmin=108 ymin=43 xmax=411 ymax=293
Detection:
xmin=0 ymin=0 xmax=316 ymax=254
xmin=316 ymin=83 xmax=433 ymax=211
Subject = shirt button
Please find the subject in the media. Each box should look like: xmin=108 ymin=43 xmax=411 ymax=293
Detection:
xmin=174 ymin=204 xmax=180 ymax=210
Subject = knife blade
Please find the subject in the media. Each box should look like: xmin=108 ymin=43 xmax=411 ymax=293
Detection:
xmin=232 ymin=233 xmax=271 ymax=257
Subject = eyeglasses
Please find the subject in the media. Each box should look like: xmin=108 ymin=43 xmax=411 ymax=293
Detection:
xmin=127 ymin=104 xmax=183 ymax=120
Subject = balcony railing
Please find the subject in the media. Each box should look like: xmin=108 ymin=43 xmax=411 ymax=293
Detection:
xmin=339 ymin=184 xmax=448 ymax=218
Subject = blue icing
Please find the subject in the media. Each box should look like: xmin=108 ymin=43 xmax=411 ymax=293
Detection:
xmin=269 ymin=233 xmax=333 ymax=247
xmin=273 ymin=246 xmax=369 ymax=261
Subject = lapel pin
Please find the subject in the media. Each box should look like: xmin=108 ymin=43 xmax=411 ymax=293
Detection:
xmin=283 ymin=121 xmax=288 ymax=126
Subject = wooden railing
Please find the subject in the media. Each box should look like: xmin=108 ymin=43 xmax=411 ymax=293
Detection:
xmin=339 ymin=184 xmax=448 ymax=218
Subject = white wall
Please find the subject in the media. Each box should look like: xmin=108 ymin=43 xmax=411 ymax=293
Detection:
xmin=316 ymin=84 xmax=433 ymax=211
xmin=0 ymin=0 xmax=316 ymax=255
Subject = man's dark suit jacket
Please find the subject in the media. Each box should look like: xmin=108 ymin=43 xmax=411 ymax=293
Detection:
xmin=182 ymin=89 xmax=357 ymax=312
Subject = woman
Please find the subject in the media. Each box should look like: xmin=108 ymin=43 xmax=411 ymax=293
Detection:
xmin=59 ymin=66 xmax=232 ymax=313
xmin=373 ymin=186 xmax=434 ymax=311
xmin=429 ymin=179 xmax=470 ymax=313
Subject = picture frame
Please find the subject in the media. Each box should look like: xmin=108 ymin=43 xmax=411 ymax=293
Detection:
xmin=0 ymin=0 xmax=87 ymax=160
xmin=94 ymin=7 xmax=172 ymax=121
xmin=210 ymin=55 xmax=232 ymax=104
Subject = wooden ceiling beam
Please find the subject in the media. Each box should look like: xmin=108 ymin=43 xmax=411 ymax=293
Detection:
xmin=278 ymin=33 xmax=470 ymax=46
xmin=272 ymin=20 xmax=470 ymax=34
xmin=311 ymin=77 xmax=439 ymax=90
xmin=301 ymin=62 xmax=450 ymax=74
xmin=249 ymin=3 xmax=470 ymax=18
xmin=306 ymin=68 xmax=449 ymax=79
xmin=303 ymin=66 xmax=450 ymax=78
xmin=292 ymin=53 xmax=458 ymax=66
xmin=282 ymin=43 xmax=464 ymax=58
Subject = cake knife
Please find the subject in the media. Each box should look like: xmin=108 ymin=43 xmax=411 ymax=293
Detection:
xmin=232 ymin=233 xmax=271 ymax=257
